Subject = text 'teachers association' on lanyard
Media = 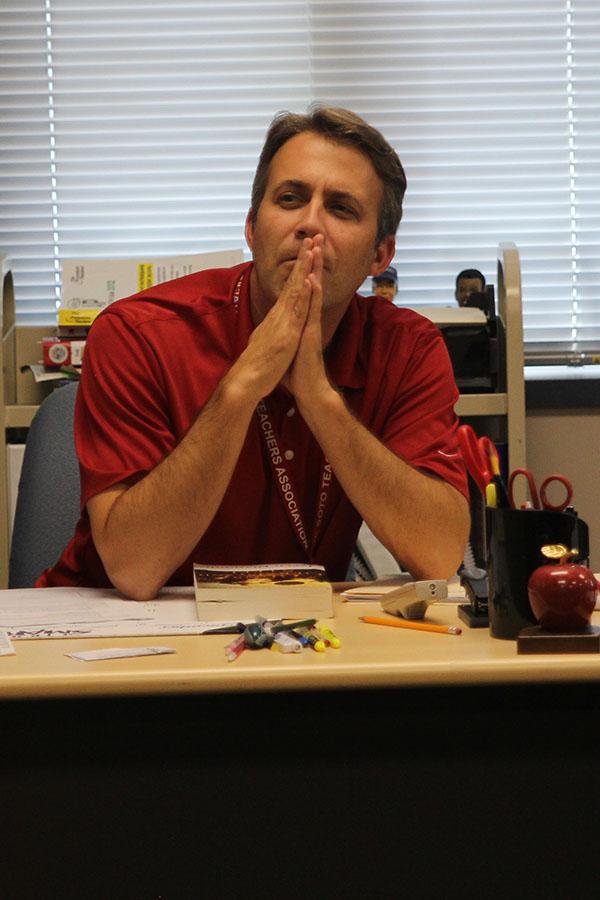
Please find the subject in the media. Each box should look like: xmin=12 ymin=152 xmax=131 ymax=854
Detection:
xmin=256 ymin=399 xmax=333 ymax=560
xmin=232 ymin=271 xmax=334 ymax=558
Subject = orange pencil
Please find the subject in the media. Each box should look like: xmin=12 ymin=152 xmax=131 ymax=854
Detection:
xmin=360 ymin=615 xmax=461 ymax=635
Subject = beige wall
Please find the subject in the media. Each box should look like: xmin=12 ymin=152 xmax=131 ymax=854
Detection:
xmin=526 ymin=410 xmax=600 ymax=571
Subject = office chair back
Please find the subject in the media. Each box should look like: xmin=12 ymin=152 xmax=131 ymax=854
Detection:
xmin=9 ymin=382 xmax=80 ymax=588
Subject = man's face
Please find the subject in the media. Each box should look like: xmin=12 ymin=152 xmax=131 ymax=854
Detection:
xmin=456 ymin=276 xmax=484 ymax=306
xmin=373 ymin=279 xmax=396 ymax=302
xmin=245 ymin=131 xmax=395 ymax=317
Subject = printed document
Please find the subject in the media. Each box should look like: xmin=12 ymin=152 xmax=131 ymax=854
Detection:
xmin=0 ymin=587 xmax=237 ymax=639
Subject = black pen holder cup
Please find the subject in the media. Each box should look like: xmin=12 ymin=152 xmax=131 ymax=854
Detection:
xmin=486 ymin=507 xmax=589 ymax=640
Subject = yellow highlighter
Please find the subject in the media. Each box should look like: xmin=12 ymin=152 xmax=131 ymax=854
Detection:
xmin=486 ymin=482 xmax=498 ymax=508
xmin=317 ymin=623 xmax=341 ymax=649
xmin=296 ymin=626 xmax=326 ymax=652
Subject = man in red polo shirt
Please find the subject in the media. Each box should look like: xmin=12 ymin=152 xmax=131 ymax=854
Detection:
xmin=38 ymin=106 xmax=470 ymax=600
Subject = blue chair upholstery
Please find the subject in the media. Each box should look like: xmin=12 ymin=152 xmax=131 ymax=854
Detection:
xmin=9 ymin=382 xmax=80 ymax=588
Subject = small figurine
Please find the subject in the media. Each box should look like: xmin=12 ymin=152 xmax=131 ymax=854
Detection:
xmin=455 ymin=269 xmax=485 ymax=307
xmin=372 ymin=265 xmax=398 ymax=303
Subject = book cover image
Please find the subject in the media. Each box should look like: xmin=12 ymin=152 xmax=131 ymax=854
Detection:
xmin=193 ymin=563 xmax=327 ymax=588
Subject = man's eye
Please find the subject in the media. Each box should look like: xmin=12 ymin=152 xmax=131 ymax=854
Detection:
xmin=331 ymin=203 xmax=356 ymax=218
xmin=278 ymin=193 xmax=300 ymax=205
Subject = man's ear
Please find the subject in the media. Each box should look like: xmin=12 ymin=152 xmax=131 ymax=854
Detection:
xmin=244 ymin=209 xmax=254 ymax=251
xmin=369 ymin=235 xmax=396 ymax=277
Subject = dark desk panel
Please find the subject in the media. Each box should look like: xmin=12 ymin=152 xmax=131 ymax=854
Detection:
xmin=2 ymin=683 xmax=599 ymax=900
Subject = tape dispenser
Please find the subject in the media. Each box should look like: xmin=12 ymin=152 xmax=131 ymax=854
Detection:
xmin=380 ymin=579 xmax=447 ymax=620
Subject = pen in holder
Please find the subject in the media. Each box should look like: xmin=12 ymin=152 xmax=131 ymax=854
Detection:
xmin=486 ymin=506 xmax=589 ymax=640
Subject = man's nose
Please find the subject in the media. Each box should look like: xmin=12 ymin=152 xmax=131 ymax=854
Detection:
xmin=294 ymin=200 xmax=324 ymax=239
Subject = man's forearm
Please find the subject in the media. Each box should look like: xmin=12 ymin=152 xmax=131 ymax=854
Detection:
xmin=299 ymin=388 xmax=470 ymax=579
xmin=91 ymin=377 xmax=257 ymax=601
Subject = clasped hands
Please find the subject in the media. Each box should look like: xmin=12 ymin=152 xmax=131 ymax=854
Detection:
xmin=234 ymin=235 xmax=333 ymax=412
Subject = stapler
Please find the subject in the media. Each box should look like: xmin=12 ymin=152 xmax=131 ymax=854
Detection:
xmin=458 ymin=569 xmax=489 ymax=628
xmin=380 ymin=580 xmax=448 ymax=620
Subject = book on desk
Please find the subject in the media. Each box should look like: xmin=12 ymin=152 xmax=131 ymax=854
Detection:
xmin=193 ymin=563 xmax=334 ymax=622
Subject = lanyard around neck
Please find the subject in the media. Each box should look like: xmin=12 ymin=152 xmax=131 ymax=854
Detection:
xmin=234 ymin=271 xmax=334 ymax=557
xmin=256 ymin=399 xmax=332 ymax=559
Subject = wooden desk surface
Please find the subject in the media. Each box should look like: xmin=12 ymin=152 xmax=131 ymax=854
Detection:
xmin=4 ymin=593 xmax=600 ymax=700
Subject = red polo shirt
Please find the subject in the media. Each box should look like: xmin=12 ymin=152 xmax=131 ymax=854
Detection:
xmin=37 ymin=261 xmax=467 ymax=587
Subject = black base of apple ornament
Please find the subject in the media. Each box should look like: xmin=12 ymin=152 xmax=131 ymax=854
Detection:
xmin=517 ymin=624 xmax=600 ymax=654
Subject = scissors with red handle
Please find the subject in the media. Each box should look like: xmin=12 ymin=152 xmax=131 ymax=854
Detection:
xmin=457 ymin=425 xmax=503 ymax=496
xmin=508 ymin=468 xmax=573 ymax=512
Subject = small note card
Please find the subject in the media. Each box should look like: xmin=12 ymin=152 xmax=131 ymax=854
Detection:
xmin=65 ymin=646 xmax=176 ymax=662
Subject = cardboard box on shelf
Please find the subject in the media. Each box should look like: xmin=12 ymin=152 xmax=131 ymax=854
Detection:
xmin=57 ymin=308 xmax=101 ymax=328
xmin=58 ymin=248 xmax=244 ymax=317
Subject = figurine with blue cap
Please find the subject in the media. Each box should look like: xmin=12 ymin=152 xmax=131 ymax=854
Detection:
xmin=372 ymin=265 xmax=397 ymax=303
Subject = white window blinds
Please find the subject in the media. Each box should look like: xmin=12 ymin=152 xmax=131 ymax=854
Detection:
xmin=1 ymin=1 xmax=599 ymax=361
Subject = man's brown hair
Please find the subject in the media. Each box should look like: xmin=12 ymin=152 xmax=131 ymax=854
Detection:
xmin=251 ymin=105 xmax=407 ymax=244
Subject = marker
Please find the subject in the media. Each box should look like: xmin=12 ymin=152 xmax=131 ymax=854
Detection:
xmin=288 ymin=629 xmax=309 ymax=647
xmin=360 ymin=616 xmax=461 ymax=635
xmin=225 ymin=633 xmax=246 ymax=661
xmin=485 ymin=482 xmax=497 ymax=508
xmin=487 ymin=455 xmax=510 ymax=508
xmin=296 ymin=626 xmax=326 ymax=652
xmin=203 ymin=622 xmax=246 ymax=635
xmin=272 ymin=618 xmax=317 ymax=634
xmin=316 ymin=623 xmax=341 ymax=649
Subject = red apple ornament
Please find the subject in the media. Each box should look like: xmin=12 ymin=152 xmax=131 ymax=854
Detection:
xmin=528 ymin=558 xmax=599 ymax=632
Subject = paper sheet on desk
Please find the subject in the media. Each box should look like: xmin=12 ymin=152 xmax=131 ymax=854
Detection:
xmin=0 ymin=586 xmax=242 ymax=639
xmin=342 ymin=580 xmax=466 ymax=602
xmin=0 ymin=588 xmax=156 ymax=626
